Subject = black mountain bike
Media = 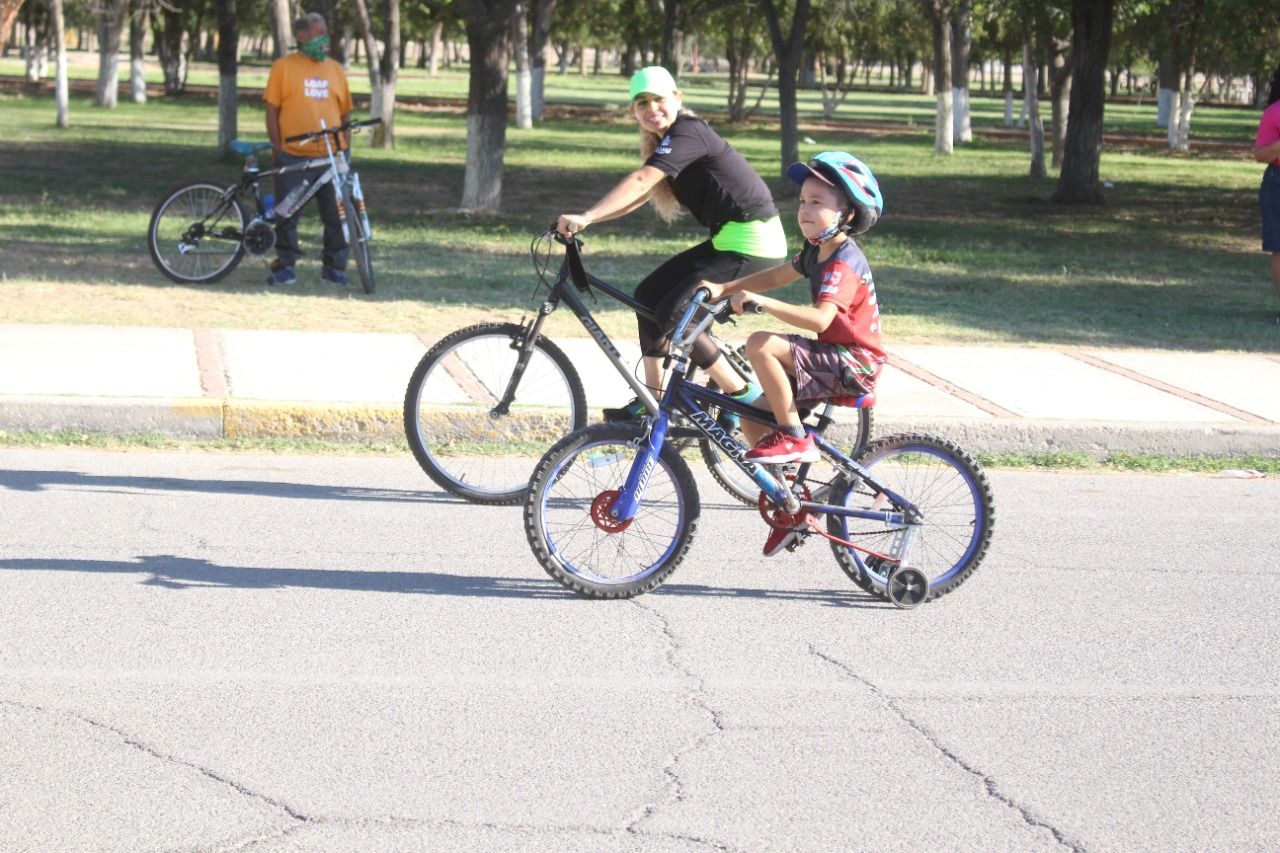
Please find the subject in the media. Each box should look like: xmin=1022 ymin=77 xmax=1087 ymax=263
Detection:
xmin=147 ymin=118 xmax=380 ymax=293
xmin=403 ymin=231 xmax=874 ymax=505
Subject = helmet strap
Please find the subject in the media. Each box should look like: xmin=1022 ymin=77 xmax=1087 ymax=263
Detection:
xmin=806 ymin=209 xmax=847 ymax=246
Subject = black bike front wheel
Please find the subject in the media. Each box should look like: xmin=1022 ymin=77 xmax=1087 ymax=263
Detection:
xmin=148 ymin=181 xmax=247 ymax=284
xmin=344 ymin=187 xmax=375 ymax=294
xmin=827 ymin=433 xmax=995 ymax=602
xmin=404 ymin=322 xmax=587 ymax=504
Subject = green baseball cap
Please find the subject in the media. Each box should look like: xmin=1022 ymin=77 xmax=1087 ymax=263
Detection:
xmin=629 ymin=66 xmax=679 ymax=101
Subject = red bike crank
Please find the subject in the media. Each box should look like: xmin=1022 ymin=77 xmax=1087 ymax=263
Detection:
xmin=590 ymin=490 xmax=634 ymax=533
xmin=757 ymin=477 xmax=812 ymax=530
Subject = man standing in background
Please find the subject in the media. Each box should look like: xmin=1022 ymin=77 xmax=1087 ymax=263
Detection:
xmin=264 ymin=12 xmax=352 ymax=287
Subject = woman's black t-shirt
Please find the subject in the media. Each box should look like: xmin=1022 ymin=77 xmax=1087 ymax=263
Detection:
xmin=643 ymin=114 xmax=778 ymax=236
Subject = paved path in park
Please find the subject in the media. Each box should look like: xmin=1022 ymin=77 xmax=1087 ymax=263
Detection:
xmin=2 ymin=323 xmax=1278 ymax=456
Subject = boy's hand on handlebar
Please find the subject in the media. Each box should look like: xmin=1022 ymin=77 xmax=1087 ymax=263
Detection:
xmin=556 ymin=214 xmax=589 ymax=237
xmin=698 ymin=281 xmax=724 ymax=302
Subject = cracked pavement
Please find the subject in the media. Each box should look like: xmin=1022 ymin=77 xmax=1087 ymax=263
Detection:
xmin=1 ymin=449 xmax=1277 ymax=851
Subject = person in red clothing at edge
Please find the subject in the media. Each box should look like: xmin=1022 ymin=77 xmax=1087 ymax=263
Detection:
xmin=1254 ymin=64 xmax=1280 ymax=325
xmin=264 ymin=12 xmax=353 ymax=287
xmin=555 ymin=66 xmax=787 ymax=421
xmin=701 ymin=151 xmax=886 ymax=557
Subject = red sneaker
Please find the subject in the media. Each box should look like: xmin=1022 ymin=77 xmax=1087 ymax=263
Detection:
xmin=763 ymin=525 xmax=800 ymax=557
xmin=746 ymin=430 xmax=819 ymax=464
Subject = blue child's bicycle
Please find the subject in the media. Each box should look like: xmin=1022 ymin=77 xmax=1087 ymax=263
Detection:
xmin=522 ymin=289 xmax=995 ymax=608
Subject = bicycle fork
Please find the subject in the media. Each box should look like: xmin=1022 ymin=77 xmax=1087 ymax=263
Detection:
xmin=492 ymin=314 xmax=552 ymax=416
xmin=608 ymin=414 xmax=672 ymax=523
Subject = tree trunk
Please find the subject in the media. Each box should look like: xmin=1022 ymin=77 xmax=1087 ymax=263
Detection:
xmin=1025 ymin=42 xmax=1045 ymax=179
xmin=95 ymin=0 xmax=125 ymax=108
xmin=660 ymin=0 xmax=681 ymax=74
xmin=130 ymin=6 xmax=147 ymax=104
xmin=1156 ymin=52 xmax=1176 ymax=127
xmin=351 ymin=0 xmax=382 ymax=108
xmin=270 ymin=0 xmax=290 ymax=58
xmin=152 ymin=4 xmax=192 ymax=95
xmin=950 ymin=0 xmax=972 ymax=143
xmin=429 ymin=20 xmax=443 ymax=76
xmin=217 ymin=0 xmax=238 ymax=157
xmin=761 ymin=0 xmax=811 ymax=177
xmin=462 ymin=0 xmax=516 ymax=212
xmin=1053 ymin=0 xmax=1114 ymax=204
xmin=1166 ymin=0 xmax=1204 ymax=151
xmin=529 ymin=0 xmax=553 ymax=119
xmin=0 ymin=0 xmax=25 ymax=57
xmin=52 ymin=0 xmax=67 ymax=127
xmin=1046 ymin=32 xmax=1070 ymax=168
xmin=23 ymin=0 xmax=45 ymax=81
xmin=1002 ymin=47 xmax=1013 ymax=126
xmin=513 ymin=2 xmax=531 ymax=128
xmin=374 ymin=0 xmax=400 ymax=148
xmin=922 ymin=0 xmax=954 ymax=154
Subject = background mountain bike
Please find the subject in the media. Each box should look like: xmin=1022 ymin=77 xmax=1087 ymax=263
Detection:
xmin=403 ymin=231 xmax=874 ymax=506
xmin=147 ymin=118 xmax=380 ymax=293
xmin=524 ymin=289 xmax=995 ymax=607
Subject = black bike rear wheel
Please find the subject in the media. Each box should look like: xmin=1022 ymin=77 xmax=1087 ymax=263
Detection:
xmin=148 ymin=181 xmax=247 ymax=284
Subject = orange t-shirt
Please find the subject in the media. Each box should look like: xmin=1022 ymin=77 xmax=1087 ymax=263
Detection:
xmin=264 ymin=52 xmax=353 ymax=158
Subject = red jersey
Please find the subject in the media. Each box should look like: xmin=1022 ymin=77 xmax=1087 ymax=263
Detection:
xmin=790 ymin=238 xmax=886 ymax=376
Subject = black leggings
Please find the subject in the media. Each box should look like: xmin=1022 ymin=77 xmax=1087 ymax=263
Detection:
xmin=634 ymin=240 xmax=777 ymax=369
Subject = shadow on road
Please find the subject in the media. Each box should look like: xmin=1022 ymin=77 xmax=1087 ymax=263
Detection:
xmin=0 ymin=468 xmax=453 ymax=504
xmin=0 ymin=554 xmax=884 ymax=608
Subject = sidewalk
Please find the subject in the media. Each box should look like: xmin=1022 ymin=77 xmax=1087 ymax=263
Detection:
xmin=2 ymin=323 xmax=1278 ymax=456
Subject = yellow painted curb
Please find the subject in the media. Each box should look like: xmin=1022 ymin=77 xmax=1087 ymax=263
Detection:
xmin=223 ymin=400 xmax=402 ymax=440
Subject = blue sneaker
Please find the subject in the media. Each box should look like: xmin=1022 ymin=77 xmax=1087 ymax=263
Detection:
xmin=717 ymin=380 xmax=762 ymax=432
xmin=602 ymin=397 xmax=647 ymax=422
xmin=266 ymin=264 xmax=296 ymax=286
xmin=321 ymin=266 xmax=349 ymax=286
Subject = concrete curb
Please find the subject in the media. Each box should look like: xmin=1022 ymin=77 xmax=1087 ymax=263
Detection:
xmin=868 ymin=417 xmax=1280 ymax=457
xmin=5 ymin=395 xmax=1280 ymax=457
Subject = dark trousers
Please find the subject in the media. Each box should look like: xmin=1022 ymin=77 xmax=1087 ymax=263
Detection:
xmin=273 ymin=150 xmax=348 ymax=271
xmin=634 ymin=240 xmax=777 ymax=369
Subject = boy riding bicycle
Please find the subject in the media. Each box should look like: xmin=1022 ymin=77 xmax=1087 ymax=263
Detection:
xmin=701 ymin=150 xmax=886 ymax=555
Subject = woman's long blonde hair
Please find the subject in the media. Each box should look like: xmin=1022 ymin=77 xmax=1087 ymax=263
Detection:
xmin=639 ymin=106 xmax=696 ymax=224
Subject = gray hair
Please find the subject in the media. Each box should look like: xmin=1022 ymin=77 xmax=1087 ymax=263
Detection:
xmin=292 ymin=12 xmax=326 ymax=39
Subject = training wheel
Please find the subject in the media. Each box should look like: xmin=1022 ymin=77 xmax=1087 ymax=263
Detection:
xmin=590 ymin=490 xmax=633 ymax=533
xmin=886 ymin=565 xmax=929 ymax=609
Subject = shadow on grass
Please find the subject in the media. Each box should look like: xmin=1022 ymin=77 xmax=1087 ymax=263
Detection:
xmin=3 ymin=114 xmax=1276 ymax=352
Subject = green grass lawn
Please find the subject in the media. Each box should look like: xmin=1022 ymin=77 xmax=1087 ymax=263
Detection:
xmin=0 ymin=71 xmax=1276 ymax=353
xmin=1 ymin=51 xmax=1263 ymax=144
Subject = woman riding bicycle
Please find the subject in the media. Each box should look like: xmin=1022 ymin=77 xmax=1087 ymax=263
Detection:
xmin=555 ymin=66 xmax=787 ymax=421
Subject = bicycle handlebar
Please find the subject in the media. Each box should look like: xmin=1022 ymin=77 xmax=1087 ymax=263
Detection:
xmin=284 ymin=118 xmax=383 ymax=144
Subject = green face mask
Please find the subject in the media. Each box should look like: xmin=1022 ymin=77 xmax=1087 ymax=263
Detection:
xmin=300 ymin=34 xmax=329 ymax=61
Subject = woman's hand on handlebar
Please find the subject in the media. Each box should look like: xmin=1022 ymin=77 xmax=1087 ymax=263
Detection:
xmin=555 ymin=214 xmax=590 ymax=238
xmin=698 ymin=281 xmax=724 ymax=303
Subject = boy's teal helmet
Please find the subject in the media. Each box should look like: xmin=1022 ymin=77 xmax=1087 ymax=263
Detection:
xmin=787 ymin=151 xmax=883 ymax=235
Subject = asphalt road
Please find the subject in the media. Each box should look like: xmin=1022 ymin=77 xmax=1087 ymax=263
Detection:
xmin=1 ymin=448 xmax=1276 ymax=852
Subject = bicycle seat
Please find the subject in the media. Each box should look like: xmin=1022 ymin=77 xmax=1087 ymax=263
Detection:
xmin=829 ymin=392 xmax=876 ymax=409
xmin=229 ymin=140 xmax=273 ymax=158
